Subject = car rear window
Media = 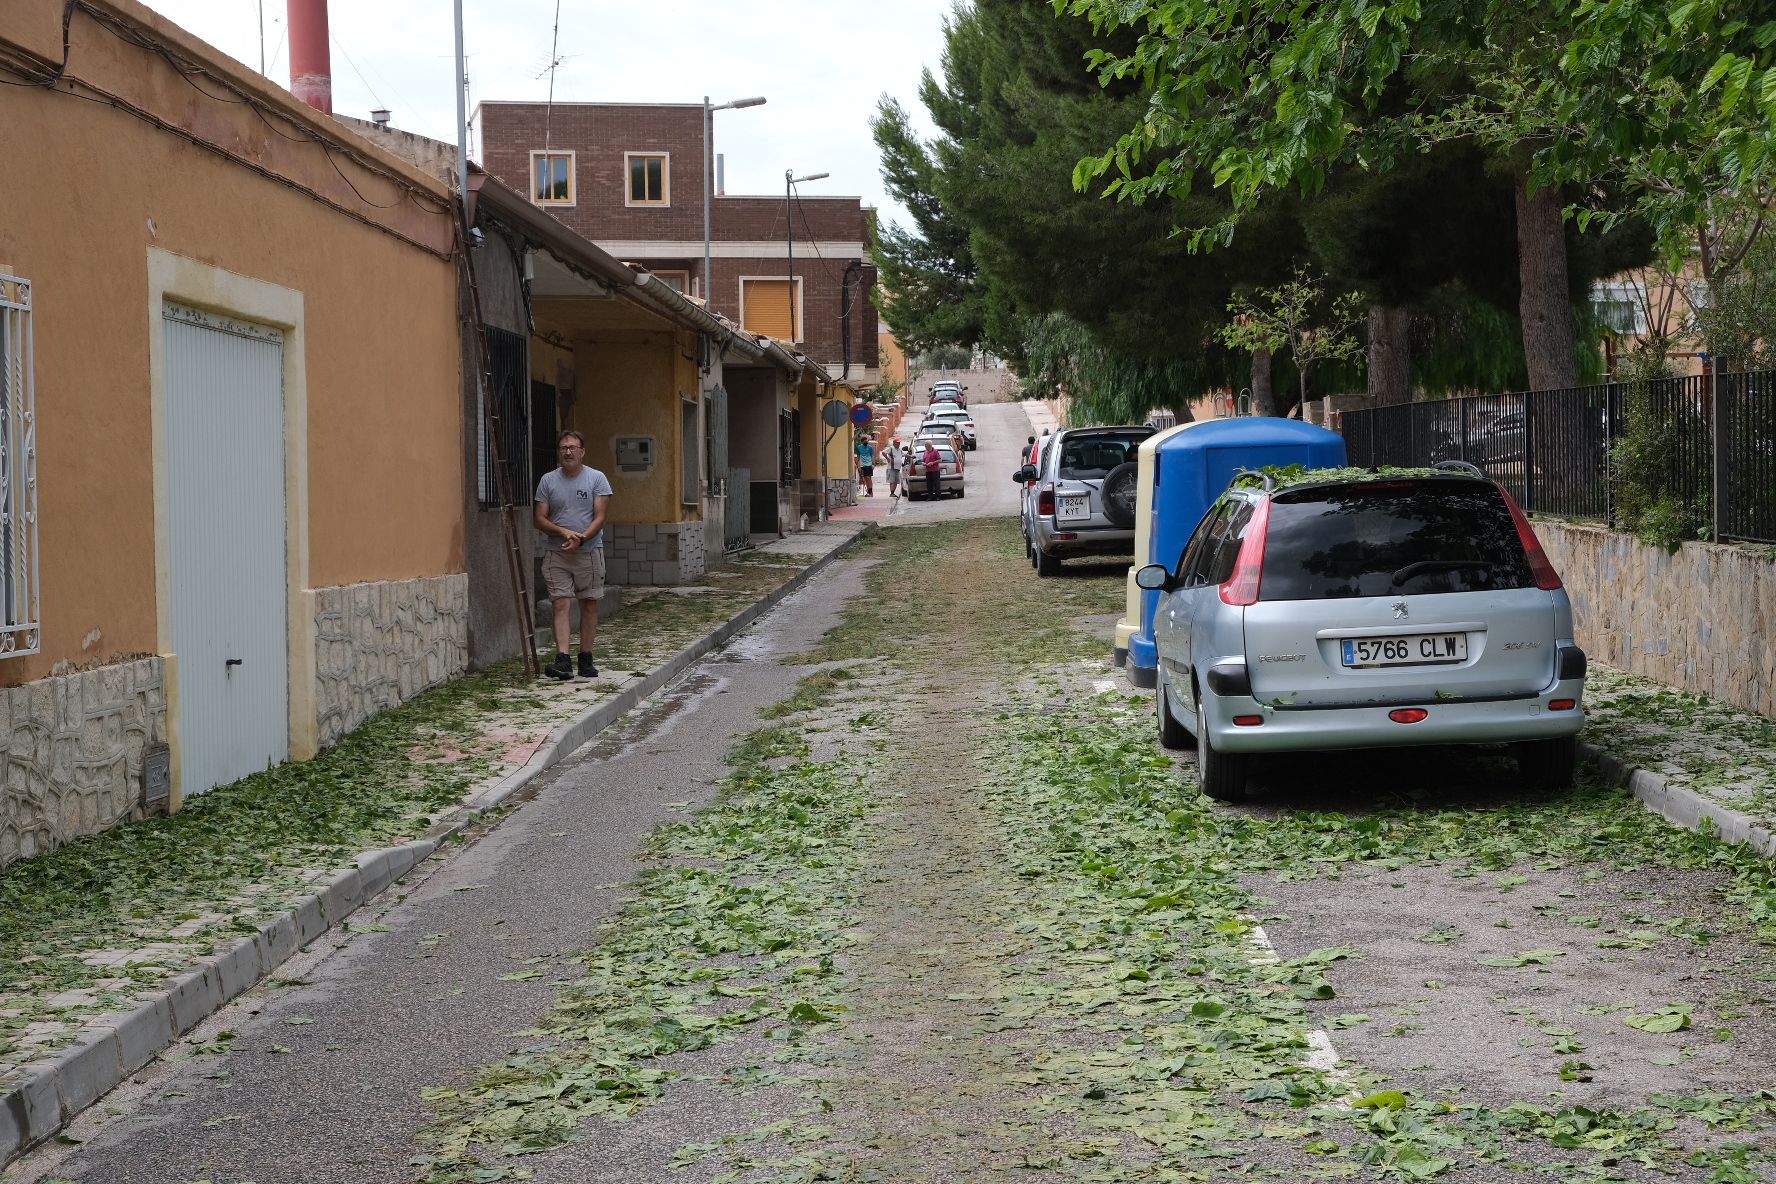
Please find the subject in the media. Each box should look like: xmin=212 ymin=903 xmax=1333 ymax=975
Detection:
xmin=1055 ymin=432 xmax=1148 ymax=480
xmin=1258 ymin=481 xmax=1534 ymax=601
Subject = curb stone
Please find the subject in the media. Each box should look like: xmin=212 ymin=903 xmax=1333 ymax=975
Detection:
xmin=0 ymin=523 xmax=874 ymax=1168
xmin=1580 ymin=740 xmax=1776 ymax=860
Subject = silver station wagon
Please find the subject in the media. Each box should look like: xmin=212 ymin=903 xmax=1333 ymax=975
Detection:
xmin=1136 ymin=464 xmax=1587 ymax=801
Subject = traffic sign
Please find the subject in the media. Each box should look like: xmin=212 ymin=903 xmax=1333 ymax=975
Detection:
xmin=820 ymin=399 xmax=850 ymax=428
xmin=849 ymin=403 xmax=873 ymax=427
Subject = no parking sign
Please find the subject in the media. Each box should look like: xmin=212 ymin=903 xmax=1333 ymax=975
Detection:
xmin=849 ymin=403 xmax=873 ymax=427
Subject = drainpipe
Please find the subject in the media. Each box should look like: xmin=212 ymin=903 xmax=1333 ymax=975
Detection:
xmin=288 ymin=0 xmax=332 ymax=114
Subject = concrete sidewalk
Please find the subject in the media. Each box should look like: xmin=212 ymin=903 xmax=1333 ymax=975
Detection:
xmin=0 ymin=521 xmax=874 ymax=1167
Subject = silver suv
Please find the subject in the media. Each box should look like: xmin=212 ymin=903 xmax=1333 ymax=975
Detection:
xmin=1016 ymin=426 xmax=1153 ymax=576
xmin=1136 ymin=464 xmax=1586 ymax=800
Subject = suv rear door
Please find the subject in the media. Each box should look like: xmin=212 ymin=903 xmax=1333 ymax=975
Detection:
xmin=1047 ymin=429 xmax=1150 ymax=529
xmin=1241 ymin=480 xmax=1561 ymax=707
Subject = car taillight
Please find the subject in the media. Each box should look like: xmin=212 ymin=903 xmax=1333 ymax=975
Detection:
xmin=1497 ymin=485 xmax=1563 ymax=590
xmin=1218 ymin=499 xmax=1271 ymax=605
xmin=1038 ymin=488 xmax=1055 ymax=515
xmin=1389 ymin=708 xmax=1429 ymax=724
xmin=1548 ymin=698 xmax=1577 ymax=711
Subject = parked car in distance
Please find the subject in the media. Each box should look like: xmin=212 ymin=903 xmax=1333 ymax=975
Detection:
xmin=1137 ymin=463 xmax=1586 ymax=801
xmin=914 ymin=422 xmax=966 ymax=462
xmin=909 ymin=441 xmax=965 ymax=498
xmin=923 ymin=404 xmax=977 ymax=450
xmin=930 ymin=380 xmax=967 ymax=408
xmin=1015 ymin=425 xmax=1155 ymax=576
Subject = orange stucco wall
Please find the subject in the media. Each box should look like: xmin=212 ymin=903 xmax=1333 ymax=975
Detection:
xmin=0 ymin=0 xmax=461 ymax=685
xmin=567 ymin=329 xmax=703 ymax=526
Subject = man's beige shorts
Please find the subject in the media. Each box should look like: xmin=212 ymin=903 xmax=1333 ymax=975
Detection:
xmin=542 ymin=546 xmax=606 ymax=601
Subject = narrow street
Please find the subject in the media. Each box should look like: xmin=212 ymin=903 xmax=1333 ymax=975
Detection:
xmin=13 ymin=407 xmax=1776 ymax=1184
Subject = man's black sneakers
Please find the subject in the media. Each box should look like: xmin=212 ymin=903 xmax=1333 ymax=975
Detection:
xmin=545 ymin=652 xmax=574 ymax=680
xmin=577 ymin=651 xmax=598 ymax=679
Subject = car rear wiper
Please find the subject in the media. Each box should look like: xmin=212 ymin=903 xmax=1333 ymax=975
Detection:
xmin=1389 ymin=559 xmax=1491 ymax=586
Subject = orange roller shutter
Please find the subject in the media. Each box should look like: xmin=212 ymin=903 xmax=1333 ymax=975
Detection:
xmin=742 ymin=278 xmax=795 ymax=340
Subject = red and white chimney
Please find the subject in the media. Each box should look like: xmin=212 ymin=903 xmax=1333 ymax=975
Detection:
xmin=288 ymin=0 xmax=332 ymax=114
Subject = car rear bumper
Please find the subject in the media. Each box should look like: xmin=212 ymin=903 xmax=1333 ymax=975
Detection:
xmin=1204 ymin=678 xmax=1587 ymax=753
xmin=1033 ymin=521 xmax=1135 ymax=557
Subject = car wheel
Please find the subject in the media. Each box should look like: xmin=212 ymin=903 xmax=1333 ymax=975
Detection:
xmin=1514 ymin=735 xmax=1577 ymax=791
xmin=1101 ymin=461 xmax=1140 ymax=528
xmin=1196 ymin=696 xmax=1251 ymax=802
xmin=1156 ymin=670 xmax=1189 ymax=750
xmin=956 ymin=487 xmax=966 ymax=499
xmin=1035 ymin=547 xmax=1062 ymax=577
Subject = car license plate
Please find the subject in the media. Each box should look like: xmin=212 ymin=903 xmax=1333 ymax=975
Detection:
xmin=1341 ymin=633 xmax=1468 ymax=667
xmin=1058 ymin=493 xmax=1090 ymax=520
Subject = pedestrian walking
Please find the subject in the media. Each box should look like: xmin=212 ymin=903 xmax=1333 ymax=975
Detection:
xmin=921 ymin=440 xmax=942 ymax=499
xmin=533 ymin=430 xmax=613 ymax=680
xmin=1021 ymin=435 xmax=1036 ymax=463
xmin=856 ymin=436 xmax=877 ymax=497
xmin=883 ymin=438 xmax=904 ymax=499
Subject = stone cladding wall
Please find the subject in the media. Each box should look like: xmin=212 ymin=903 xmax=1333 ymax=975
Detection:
xmin=313 ymin=575 xmax=469 ymax=747
xmin=603 ymin=523 xmax=707 ymax=587
xmin=1537 ymin=520 xmax=1775 ymax=718
xmin=0 ymin=657 xmax=165 ymax=870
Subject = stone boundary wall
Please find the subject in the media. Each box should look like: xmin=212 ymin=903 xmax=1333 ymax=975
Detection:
xmin=604 ymin=522 xmax=707 ymax=587
xmin=1537 ymin=520 xmax=1775 ymax=718
xmin=313 ymin=575 xmax=469 ymax=748
xmin=0 ymin=657 xmax=166 ymax=871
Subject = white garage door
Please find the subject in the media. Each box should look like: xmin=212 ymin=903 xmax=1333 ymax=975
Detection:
xmin=163 ymin=304 xmax=289 ymax=797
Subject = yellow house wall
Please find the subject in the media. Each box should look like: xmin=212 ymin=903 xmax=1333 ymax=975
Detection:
xmin=818 ymin=388 xmax=855 ymax=480
xmin=0 ymin=0 xmax=460 ymax=687
xmin=570 ymin=331 xmax=701 ymax=525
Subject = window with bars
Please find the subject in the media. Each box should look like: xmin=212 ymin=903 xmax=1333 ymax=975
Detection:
xmin=625 ymin=152 xmax=669 ymax=206
xmin=477 ymin=326 xmax=531 ymax=508
xmin=531 ymin=151 xmax=573 ymax=205
xmin=0 ymin=274 xmax=38 ymax=658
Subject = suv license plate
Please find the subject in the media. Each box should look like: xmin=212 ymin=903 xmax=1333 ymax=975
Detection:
xmin=1058 ymin=493 xmax=1090 ymax=520
xmin=1341 ymin=633 xmax=1468 ymax=668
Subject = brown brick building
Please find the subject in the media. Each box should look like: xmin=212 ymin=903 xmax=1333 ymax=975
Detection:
xmin=472 ymin=100 xmax=880 ymax=386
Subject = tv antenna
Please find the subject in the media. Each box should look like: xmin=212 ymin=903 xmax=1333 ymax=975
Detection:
xmin=531 ymin=0 xmax=574 ymax=151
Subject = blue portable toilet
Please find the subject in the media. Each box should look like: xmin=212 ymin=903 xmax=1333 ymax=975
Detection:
xmin=1123 ymin=417 xmax=1346 ymax=688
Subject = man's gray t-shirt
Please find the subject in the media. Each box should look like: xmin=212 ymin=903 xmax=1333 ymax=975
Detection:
xmin=536 ymin=466 xmax=614 ymax=549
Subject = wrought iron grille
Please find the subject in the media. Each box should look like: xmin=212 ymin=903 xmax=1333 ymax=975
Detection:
xmin=1340 ymin=369 xmax=1774 ymax=545
xmin=478 ymin=326 xmax=530 ymax=509
xmin=0 ymin=274 xmax=39 ymax=659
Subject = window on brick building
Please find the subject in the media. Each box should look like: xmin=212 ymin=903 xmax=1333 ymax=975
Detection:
xmin=626 ymin=153 xmax=669 ymax=206
xmin=531 ymin=151 xmax=574 ymax=205
xmin=651 ymin=270 xmax=689 ymax=294
xmin=740 ymin=277 xmax=802 ymax=342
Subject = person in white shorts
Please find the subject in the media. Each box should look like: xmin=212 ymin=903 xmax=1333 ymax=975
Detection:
xmin=533 ymin=430 xmax=613 ymax=679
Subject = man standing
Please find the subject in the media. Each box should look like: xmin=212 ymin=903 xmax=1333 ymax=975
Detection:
xmin=856 ymin=435 xmax=877 ymax=497
xmin=920 ymin=439 xmax=943 ymax=499
xmin=883 ymin=438 xmax=904 ymax=500
xmin=533 ymin=430 xmax=613 ymax=680
xmin=1022 ymin=435 xmax=1037 ymax=463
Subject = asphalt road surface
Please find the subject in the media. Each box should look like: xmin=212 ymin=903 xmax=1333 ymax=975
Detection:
xmin=887 ymin=396 xmax=1031 ymax=524
xmin=15 ymin=424 xmax=1776 ymax=1183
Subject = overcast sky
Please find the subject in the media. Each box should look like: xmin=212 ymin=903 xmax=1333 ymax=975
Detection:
xmin=142 ymin=0 xmax=959 ymax=229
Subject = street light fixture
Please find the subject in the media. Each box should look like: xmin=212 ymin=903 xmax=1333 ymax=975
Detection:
xmin=703 ymin=96 xmax=766 ymax=308
xmin=785 ymin=169 xmax=829 ymax=344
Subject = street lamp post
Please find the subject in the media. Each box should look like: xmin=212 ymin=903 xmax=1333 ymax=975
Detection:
xmin=785 ymin=169 xmax=828 ymax=344
xmin=702 ymin=96 xmax=765 ymax=308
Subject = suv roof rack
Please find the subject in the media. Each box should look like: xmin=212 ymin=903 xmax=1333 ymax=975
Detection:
xmin=1431 ymin=459 xmax=1485 ymax=478
xmin=1228 ymin=468 xmax=1277 ymax=492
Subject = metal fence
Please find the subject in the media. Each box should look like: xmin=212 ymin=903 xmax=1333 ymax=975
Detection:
xmin=1339 ymin=369 xmax=1776 ymax=545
